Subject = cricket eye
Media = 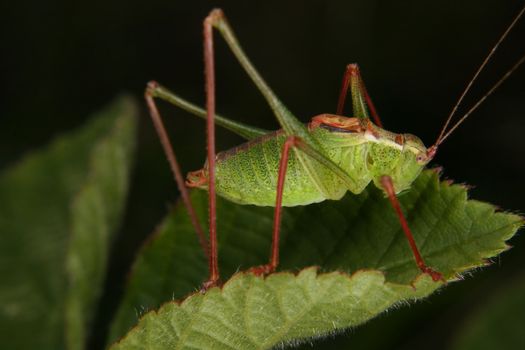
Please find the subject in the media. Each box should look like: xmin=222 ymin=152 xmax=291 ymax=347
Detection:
xmin=416 ymin=154 xmax=426 ymax=163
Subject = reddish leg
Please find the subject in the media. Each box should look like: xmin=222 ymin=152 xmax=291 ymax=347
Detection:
xmin=201 ymin=12 xmax=220 ymax=289
xmin=337 ymin=63 xmax=383 ymax=128
xmin=380 ymin=176 xmax=444 ymax=282
xmin=250 ymin=136 xmax=300 ymax=275
xmin=145 ymin=83 xmax=208 ymax=257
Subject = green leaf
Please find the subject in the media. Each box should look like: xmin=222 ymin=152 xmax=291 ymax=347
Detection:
xmin=0 ymin=96 xmax=138 ymax=350
xmin=109 ymin=170 xmax=522 ymax=349
xmin=450 ymin=275 xmax=525 ymax=350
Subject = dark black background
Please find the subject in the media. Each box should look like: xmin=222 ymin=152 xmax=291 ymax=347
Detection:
xmin=2 ymin=1 xmax=524 ymax=349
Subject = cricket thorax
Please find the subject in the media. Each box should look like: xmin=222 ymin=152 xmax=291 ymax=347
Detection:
xmin=310 ymin=114 xmax=430 ymax=193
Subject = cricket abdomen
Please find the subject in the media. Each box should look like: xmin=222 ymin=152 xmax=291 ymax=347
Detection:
xmin=187 ymin=124 xmax=373 ymax=207
xmin=216 ymin=130 xmax=333 ymax=206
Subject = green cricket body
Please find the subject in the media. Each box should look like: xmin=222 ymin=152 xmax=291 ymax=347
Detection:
xmin=148 ymin=7 xmax=524 ymax=285
xmin=187 ymin=114 xmax=430 ymax=207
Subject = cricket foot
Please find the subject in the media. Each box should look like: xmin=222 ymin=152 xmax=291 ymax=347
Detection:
xmin=200 ymin=277 xmax=221 ymax=293
xmin=421 ymin=266 xmax=445 ymax=282
xmin=248 ymin=264 xmax=276 ymax=276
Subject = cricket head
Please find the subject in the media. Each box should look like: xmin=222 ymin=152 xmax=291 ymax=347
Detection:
xmin=404 ymin=133 xmax=435 ymax=165
xmin=395 ymin=133 xmax=432 ymax=193
xmin=369 ymin=132 xmax=432 ymax=193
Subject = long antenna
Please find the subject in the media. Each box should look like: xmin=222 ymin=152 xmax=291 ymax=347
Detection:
xmin=435 ymin=4 xmax=525 ymax=146
xmin=439 ymin=54 xmax=525 ymax=144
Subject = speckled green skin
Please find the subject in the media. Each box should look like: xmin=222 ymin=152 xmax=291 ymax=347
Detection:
xmin=190 ymin=120 xmax=429 ymax=207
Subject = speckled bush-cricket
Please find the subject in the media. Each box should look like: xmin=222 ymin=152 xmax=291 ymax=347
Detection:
xmin=145 ymin=7 xmax=525 ymax=289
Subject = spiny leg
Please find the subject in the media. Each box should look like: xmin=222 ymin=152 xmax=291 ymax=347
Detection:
xmin=336 ymin=63 xmax=383 ymax=127
xmin=201 ymin=12 xmax=221 ymax=289
xmin=144 ymin=82 xmax=208 ymax=258
xmin=380 ymin=176 xmax=444 ymax=282
xmin=250 ymin=136 xmax=299 ymax=275
xmin=201 ymin=8 xmax=312 ymax=287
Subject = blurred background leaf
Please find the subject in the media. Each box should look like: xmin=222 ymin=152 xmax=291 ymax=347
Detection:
xmin=1 ymin=1 xmax=524 ymax=349
xmin=0 ymin=97 xmax=137 ymax=349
